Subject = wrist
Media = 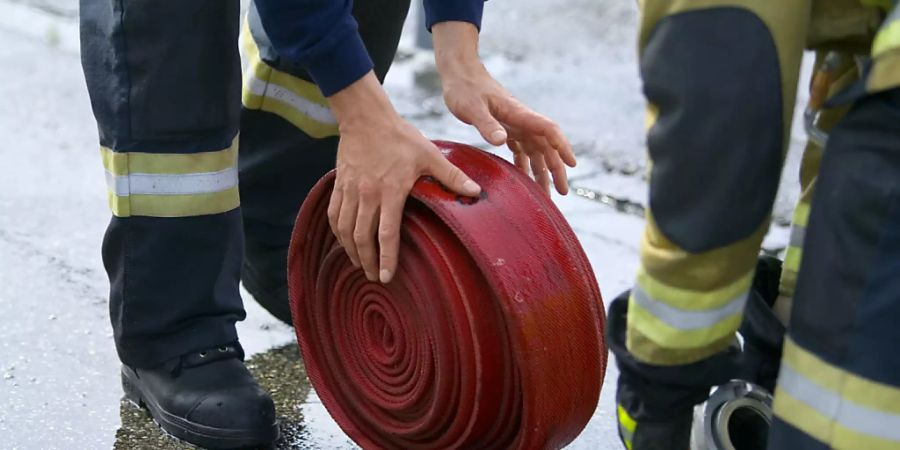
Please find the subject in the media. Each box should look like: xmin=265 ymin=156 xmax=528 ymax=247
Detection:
xmin=327 ymin=71 xmax=400 ymax=130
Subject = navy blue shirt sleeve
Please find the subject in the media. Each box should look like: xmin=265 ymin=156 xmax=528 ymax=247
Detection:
xmin=254 ymin=0 xmax=487 ymax=97
xmin=424 ymin=0 xmax=486 ymax=31
xmin=254 ymin=0 xmax=373 ymax=97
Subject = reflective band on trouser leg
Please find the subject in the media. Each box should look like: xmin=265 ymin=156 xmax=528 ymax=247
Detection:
xmin=288 ymin=142 xmax=607 ymax=449
xmin=773 ymin=337 xmax=900 ymax=450
xmin=868 ymin=5 xmax=900 ymax=93
xmin=626 ymin=215 xmax=765 ymax=366
xmin=100 ymin=137 xmax=240 ymax=218
xmin=239 ymin=19 xmax=339 ymax=139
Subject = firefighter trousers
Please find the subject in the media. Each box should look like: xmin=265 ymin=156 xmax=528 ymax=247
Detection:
xmin=79 ymin=0 xmax=410 ymax=368
xmin=612 ymin=0 xmax=900 ymax=448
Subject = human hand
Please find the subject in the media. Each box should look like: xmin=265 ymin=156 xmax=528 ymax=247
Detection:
xmin=327 ymin=72 xmax=481 ymax=284
xmin=433 ymin=21 xmax=576 ymax=195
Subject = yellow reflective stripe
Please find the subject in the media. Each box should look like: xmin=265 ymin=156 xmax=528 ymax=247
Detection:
xmin=782 ymin=338 xmax=900 ymax=415
xmin=240 ymin=19 xmax=339 ymax=138
xmin=873 ymin=19 xmax=900 ymax=57
xmin=867 ymin=50 xmax=900 ymax=93
xmin=792 ymin=202 xmax=810 ymax=228
xmin=627 ymin=294 xmax=742 ymax=349
xmin=783 ymin=246 xmax=803 ymax=274
xmin=774 ymin=337 xmax=900 ymax=449
xmin=617 ymin=404 xmax=637 ymax=433
xmin=628 ymin=326 xmax=733 ymax=365
xmin=617 ymin=405 xmax=635 ymax=450
xmin=100 ymin=139 xmax=238 ymax=176
xmin=101 ymin=138 xmax=240 ymax=218
xmin=775 ymin=390 xmax=900 ymax=450
xmin=108 ymin=186 xmax=240 ymax=218
xmin=244 ymin=90 xmax=340 ymax=138
xmin=636 ymin=267 xmax=753 ymax=312
xmin=772 ymin=389 xmax=834 ymax=446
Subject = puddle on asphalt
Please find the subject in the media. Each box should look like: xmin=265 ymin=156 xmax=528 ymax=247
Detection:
xmin=114 ymin=344 xmax=338 ymax=449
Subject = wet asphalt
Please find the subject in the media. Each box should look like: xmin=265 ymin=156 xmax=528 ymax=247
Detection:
xmin=0 ymin=0 xmax=811 ymax=448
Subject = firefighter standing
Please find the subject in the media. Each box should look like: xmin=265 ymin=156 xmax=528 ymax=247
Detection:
xmin=79 ymin=0 xmax=572 ymax=447
xmin=610 ymin=1 xmax=900 ymax=449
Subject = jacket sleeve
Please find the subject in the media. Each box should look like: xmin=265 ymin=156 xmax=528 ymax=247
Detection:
xmin=423 ymin=0 xmax=486 ymax=31
xmin=253 ymin=0 xmax=373 ymax=97
xmin=254 ymin=0 xmax=488 ymax=97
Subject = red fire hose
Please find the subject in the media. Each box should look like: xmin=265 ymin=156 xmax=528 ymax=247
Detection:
xmin=288 ymin=141 xmax=607 ymax=449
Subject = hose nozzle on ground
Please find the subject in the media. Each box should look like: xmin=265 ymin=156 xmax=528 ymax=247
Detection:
xmin=692 ymin=380 xmax=773 ymax=450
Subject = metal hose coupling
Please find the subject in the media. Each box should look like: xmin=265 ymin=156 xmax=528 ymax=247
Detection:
xmin=690 ymin=380 xmax=774 ymax=450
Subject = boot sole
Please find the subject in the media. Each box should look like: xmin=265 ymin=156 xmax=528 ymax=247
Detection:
xmin=122 ymin=367 xmax=279 ymax=449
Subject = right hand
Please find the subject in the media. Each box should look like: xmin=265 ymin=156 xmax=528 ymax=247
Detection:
xmin=326 ymin=72 xmax=481 ymax=284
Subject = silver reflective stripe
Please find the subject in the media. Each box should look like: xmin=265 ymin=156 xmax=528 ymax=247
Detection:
xmin=631 ymin=285 xmax=748 ymax=330
xmin=245 ymin=75 xmax=337 ymax=125
xmin=105 ymin=168 xmax=238 ymax=196
xmin=789 ymin=224 xmax=806 ymax=249
xmin=779 ymin=365 xmax=900 ymax=442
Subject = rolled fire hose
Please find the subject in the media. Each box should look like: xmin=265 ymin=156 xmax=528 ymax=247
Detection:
xmin=287 ymin=141 xmax=607 ymax=449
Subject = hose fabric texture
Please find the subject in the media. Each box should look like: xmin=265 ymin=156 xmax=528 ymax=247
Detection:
xmin=288 ymin=141 xmax=607 ymax=449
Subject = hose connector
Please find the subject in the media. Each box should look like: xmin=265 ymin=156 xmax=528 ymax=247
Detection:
xmin=691 ymin=380 xmax=773 ymax=450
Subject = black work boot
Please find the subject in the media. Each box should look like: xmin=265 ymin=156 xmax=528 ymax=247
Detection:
xmin=242 ymin=238 xmax=292 ymax=325
xmin=121 ymin=343 xmax=279 ymax=449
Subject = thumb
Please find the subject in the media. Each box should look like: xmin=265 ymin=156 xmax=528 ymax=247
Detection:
xmin=469 ymin=105 xmax=508 ymax=146
xmin=427 ymin=153 xmax=481 ymax=197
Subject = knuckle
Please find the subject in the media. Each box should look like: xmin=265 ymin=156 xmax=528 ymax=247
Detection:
xmin=353 ymin=229 xmax=369 ymax=246
xmin=378 ymin=226 xmax=396 ymax=241
xmin=357 ymin=182 xmax=378 ymax=199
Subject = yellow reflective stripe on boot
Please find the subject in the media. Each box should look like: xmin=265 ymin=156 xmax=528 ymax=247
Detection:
xmin=240 ymin=20 xmax=339 ymax=138
xmin=774 ymin=337 xmax=900 ymax=450
xmin=101 ymin=138 xmax=240 ymax=218
xmin=617 ymin=404 xmax=636 ymax=450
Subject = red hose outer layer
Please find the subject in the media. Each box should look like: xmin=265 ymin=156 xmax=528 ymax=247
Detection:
xmin=288 ymin=141 xmax=607 ymax=449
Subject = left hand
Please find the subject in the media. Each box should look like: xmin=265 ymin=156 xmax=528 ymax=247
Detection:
xmin=433 ymin=22 xmax=576 ymax=195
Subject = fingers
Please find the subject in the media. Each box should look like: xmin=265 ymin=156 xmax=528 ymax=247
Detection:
xmin=327 ymin=187 xmax=343 ymax=246
xmin=492 ymin=98 xmax=576 ymax=168
xmin=510 ymin=140 xmax=530 ymax=175
xmin=470 ymin=104 xmax=508 ymax=146
xmin=354 ymin=189 xmax=380 ymax=281
xmin=378 ymin=193 xmax=405 ymax=283
xmin=337 ymin=192 xmax=361 ymax=267
xmin=426 ymin=151 xmax=481 ymax=197
xmin=529 ymin=155 xmax=551 ymax=196
xmin=545 ymin=149 xmax=570 ymax=195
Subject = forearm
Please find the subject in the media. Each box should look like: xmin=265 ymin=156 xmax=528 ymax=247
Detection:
xmin=432 ymin=21 xmax=484 ymax=78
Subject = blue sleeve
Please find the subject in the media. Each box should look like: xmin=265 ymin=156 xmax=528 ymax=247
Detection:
xmin=254 ymin=0 xmax=373 ymax=97
xmin=423 ymin=0 xmax=486 ymax=31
